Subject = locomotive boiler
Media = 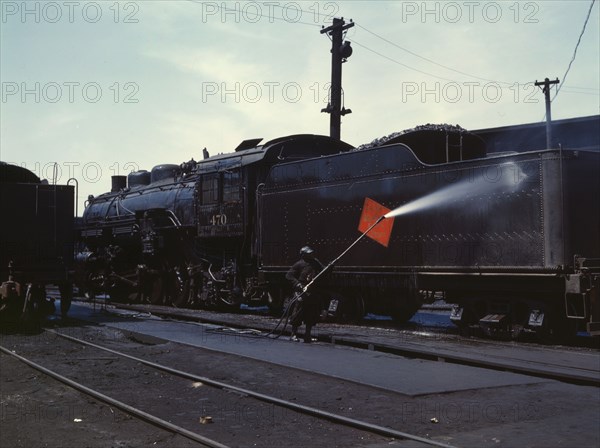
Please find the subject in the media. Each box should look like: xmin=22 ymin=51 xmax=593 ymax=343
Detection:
xmin=77 ymin=128 xmax=600 ymax=340
xmin=77 ymin=135 xmax=352 ymax=308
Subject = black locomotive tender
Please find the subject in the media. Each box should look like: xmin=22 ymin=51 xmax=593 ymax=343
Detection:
xmin=0 ymin=162 xmax=74 ymax=328
xmin=77 ymin=127 xmax=600 ymax=339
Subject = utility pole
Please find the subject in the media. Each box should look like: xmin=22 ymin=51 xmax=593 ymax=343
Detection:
xmin=320 ymin=17 xmax=354 ymax=140
xmin=535 ymin=77 xmax=560 ymax=149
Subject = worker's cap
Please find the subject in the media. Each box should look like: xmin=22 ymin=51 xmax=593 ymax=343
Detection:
xmin=300 ymin=246 xmax=314 ymax=256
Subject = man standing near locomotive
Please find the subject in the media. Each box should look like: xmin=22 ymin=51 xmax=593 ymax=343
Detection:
xmin=286 ymin=246 xmax=324 ymax=343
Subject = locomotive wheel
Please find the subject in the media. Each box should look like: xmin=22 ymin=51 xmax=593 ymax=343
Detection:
xmin=535 ymin=308 xmax=577 ymax=344
xmin=453 ymin=303 xmax=482 ymax=336
xmin=139 ymin=275 xmax=164 ymax=305
xmin=266 ymin=289 xmax=284 ymax=315
xmin=170 ymin=271 xmax=190 ymax=308
xmin=218 ymin=294 xmax=239 ymax=309
xmin=108 ymin=284 xmax=130 ymax=303
xmin=58 ymin=282 xmax=73 ymax=317
xmin=150 ymin=276 xmax=165 ymax=305
xmin=332 ymin=294 xmax=365 ymax=324
xmin=345 ymin=295 xmax=366 ymax=324
xmin=390 ymin=305 xmax=419 ymax=323
xmin=390 ymin=296 xmax=421 ymax=323
xmin=20 ymin=285 xmax=49 ymax=333
xmin=390 ymin=279 xmax=422 ymax=323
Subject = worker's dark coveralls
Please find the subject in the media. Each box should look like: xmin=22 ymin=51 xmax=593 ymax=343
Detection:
xmin=286 ymin=249 xmax=324 ymax=343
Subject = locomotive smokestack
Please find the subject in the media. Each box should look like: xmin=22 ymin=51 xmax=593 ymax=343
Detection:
xmin=111 ymin=175 xmax=127 ymax=192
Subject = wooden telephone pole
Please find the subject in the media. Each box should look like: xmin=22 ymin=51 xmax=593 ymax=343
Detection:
xmin=321 ymin=18 xmax=354 ymax=140
xmin=535 ymin=77 xmax=560 ymax=149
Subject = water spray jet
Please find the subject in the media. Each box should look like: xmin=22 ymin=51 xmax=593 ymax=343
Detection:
xmin=301 ymin=162 xmax=527 ymax=292
xmin=385 ymin=161 xmax=528 ymax=219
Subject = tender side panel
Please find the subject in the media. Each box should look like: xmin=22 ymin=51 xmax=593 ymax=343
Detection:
xmin=562 ymin=150 xmax=600 ymax=263
xmin=260 ymin=145 xmax=551 ymax=272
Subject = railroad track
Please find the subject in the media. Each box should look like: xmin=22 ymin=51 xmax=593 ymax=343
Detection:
xmin=1 ymin=328 xmax=457 ymax=448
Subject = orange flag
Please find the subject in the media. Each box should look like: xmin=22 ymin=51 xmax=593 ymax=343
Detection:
xmin=358 ymin=197 xmax=394 ymax=247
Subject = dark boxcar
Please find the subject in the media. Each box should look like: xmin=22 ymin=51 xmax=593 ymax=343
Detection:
xmin=0 ymin=162 xmax=75 ymax=327
xmin=258 ymin=134 xmax=600 ymax=338
xmin=0 ymin=164 xmax=74 ymax=283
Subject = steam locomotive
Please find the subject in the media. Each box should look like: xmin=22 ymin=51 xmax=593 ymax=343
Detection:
xmin=77 ymin=128 xmax=600 ymax=340
xmin=0 ymin=162 xmax=75 ymax=329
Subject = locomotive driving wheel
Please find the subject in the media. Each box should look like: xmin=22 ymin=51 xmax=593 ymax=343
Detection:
xmin=344 ymin=295 xmax=366 ymax=324
xmin=148 ymin=276 xmax=165 ymax=305
xmin=266 ymin=288 xmax=285 ymax=315
xmin=535 ymin=306 xmax=577 ymax=344
xmin=327 ymin=293 xmax=365 ymax=324
xmin=389 ymin=290 xmax=422 ymax=323
xmin=169 ymin=267 xmax=188 ymax=308
xmin=20 ymin=284 xmax=52 ymax=332
xmin=138 ymin=269 xmax=165 ymax=305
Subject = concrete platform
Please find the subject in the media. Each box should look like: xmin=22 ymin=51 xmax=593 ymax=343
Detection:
xmin=63 ymin=303 xmax=548 ymax=397
xmin=110 ymin=301 xmax=600 ymax=385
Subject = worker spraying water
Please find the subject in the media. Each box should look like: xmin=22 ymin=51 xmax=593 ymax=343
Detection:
xmin=274 ymin=160 xmax=529 ymax=338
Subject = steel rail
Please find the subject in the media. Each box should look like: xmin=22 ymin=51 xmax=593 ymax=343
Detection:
xmin=0 ymin=344 xmax=230 ymax=448
xmin=47 ymin=329 xmax=458 ymax=448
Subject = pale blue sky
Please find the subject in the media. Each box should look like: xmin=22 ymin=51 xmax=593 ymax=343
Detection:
xmin=1 ymin=1 xmax=598 ymax=213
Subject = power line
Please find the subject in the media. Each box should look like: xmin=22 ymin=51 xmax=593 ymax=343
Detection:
xmin=186 ymin=1 xmax=598 ymax=96
xmin=354 ymin=23 xmax=597 ymax=95
xmin=351 ymin=40 xmax=458 ymax=83
xmin=561 ymin=90 xmax=600 ymax=96
xmin=355 ymin=24 xmax=513 ymax=86
xmin=552 ymin=0 xmax=597 ymax=102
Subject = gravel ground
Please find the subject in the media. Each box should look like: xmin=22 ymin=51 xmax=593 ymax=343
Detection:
xmin=1 ymin=326 xmax=393 ymax=448
xmin=0 ymin=351 xmax=200 ymax=448
xmin=1 ymin=317 xmax=599 ymax=448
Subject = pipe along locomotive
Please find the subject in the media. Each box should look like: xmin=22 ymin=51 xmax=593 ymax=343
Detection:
xmin=76 ymin=129 xmax=599 ymax=340
xmin=0 ymin=162 xmax=74 ymax=330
